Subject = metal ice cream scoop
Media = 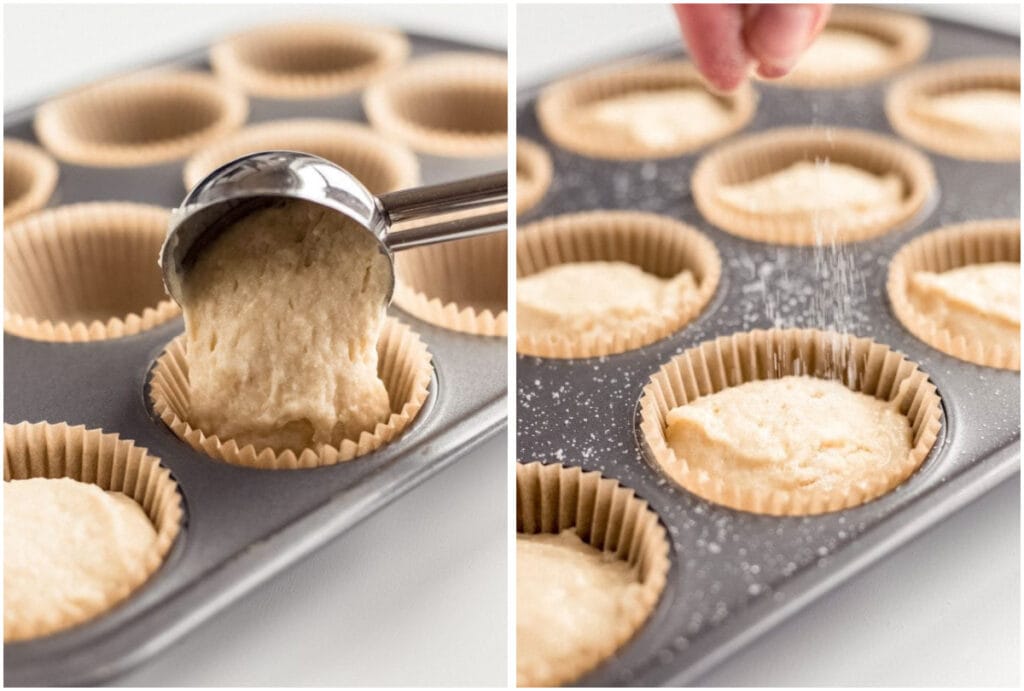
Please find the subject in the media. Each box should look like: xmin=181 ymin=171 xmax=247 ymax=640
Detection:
xmin=160 ymin=150 xmax=507 ymax=304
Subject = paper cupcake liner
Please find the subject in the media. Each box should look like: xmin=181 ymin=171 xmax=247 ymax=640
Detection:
xmin=4 ymin=202 xmax=180 ymax=342
xmin=516 ymin=461 xmax=670 ymax=687
xmin=691 ymin=126 xmax=936 ymax=246
xmin=517 ymin=210 xmax=721 ymax=358
xmin=638 ymin=329 xmax=943 ymax=516
xmin=516 ymin=137 xmax=553 ymax=216
xmin=536 ymin=59 xmax=756 ymax=160
xmin=4 ymin=421 xmax=183 ymax=642
xmin=149 ymin=317 xmax=432 ymax=469
xmin=888 ymin=219 xmax=1020 ymax=370
xmin=4 ymin=139 xmax=58 ymax=223
xmin=392 ymin=227 xmax=508 ymax=337
xmin=886 ymin=57 xmax=1021 ymax=161
xmin=210 ymin=21 xmax=409 ymax=100
xmin=769 ymin=5 xmax=930 ymax=89
xmin=34 ymin=70 xmax=248 ymax=167
xmin=363 ymin=52 xmax=508 ymax=158
xmin=183 ymin=118 xmax=420 ymax=192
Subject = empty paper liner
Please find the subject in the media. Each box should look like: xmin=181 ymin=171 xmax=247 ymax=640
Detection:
xmin=886 ymin=57 xmax=1020 ymax=161
xmin=888 ymin=218 xmax=1020 ymax=370
xmin=691 ymin=126 xmax=936 ymax=245
xmin=517 ymin=210 xmax=721 ymax=358
xmin=4 ymin=202 xmax=179 ymax=342
xmin=363 ymin=52 xmax=508 ymax=158
xmin=210 ymin=21 xmax=409 ymax=100
xmin=638 ymin=328 xmax=943 ymax=516
xmin=34 ymin=70 xmax=248 ymax=167
xmin=517 ymin=137 xmax=553 ymax=216
xmin=4 ymin=421 xmax=183 ymax=642
xmin=149 ymin=317 xmax=432 ymax=469
xmin=536 ymin=59 xmax=756 ymax=160
xmin=516 ymin=461 xmax=670 ymax=687
xmin=4 ymin=139 xmax=58 ymax=223
xmin=183 ymin=118 xmax=420 ymax=191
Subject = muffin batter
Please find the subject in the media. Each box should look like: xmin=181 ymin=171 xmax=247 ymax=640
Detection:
xmin=517 ymin=261 xmax=698 ymax=341
xmin=911 ymin=89 xmax=1020 ymax=137
xmin=183 ymin=200 xmax=392 ymax=453
xmin=665 ymin=376 xmax=913 ymax=494
xmin=908 ymin=262 xmax=1020 ymax=349
xmin=4 ymin=478 xmax=157 ymax=641
xmin=786 ymin=29 xmax=891 ymax=82
xmin=517 ymin=529 xmax=645 ymax=687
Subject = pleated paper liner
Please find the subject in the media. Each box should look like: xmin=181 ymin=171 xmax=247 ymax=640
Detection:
xmin=4 ymin=202 xmax=180 ymax=342
xmin=638 ymin=329 xmax=943 ymax=516
xmin=886 ymin=57 xmax=1021 ymax=161
xmin=535 ymin=59 xmax=756 ymax=160
xmin=888 ymin=219 xmax=1020 ymax=370
xmin=34 ymin=70 xmax=248 ymax=168
xmin=149 ymin=317 xmax=432 ymax=470
xmin=210 ymin=21 xmax=409 ymax=100
xmin=517 ymin=211 xmax=721 ymax=358
xmin=517 ymin=137 xmax=552 ymax=216
xmin=691 ymin=126 xmax=936 ymax=246
xmin=4 ymin=139 xmax=58 ymax=223
xmin=516 ymin=461 xmax=670 ymax=688
xmin=770 ymin=5 xmax=930 ymax=89
xmin=183 ymin=118 xmax=420 ymax=192
xmin=363 ymin=52 xmax=508 ymax=158
xmin=4 ymin=421 xmax=183 ymax=642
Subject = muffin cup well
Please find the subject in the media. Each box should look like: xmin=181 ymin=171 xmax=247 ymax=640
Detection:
xmin=34 ymin=71 xmax=248 ymax=167
xmin=149 ymin=317 xmax=432 ymax=470
xmin=638 ymin=329 xmax=943 ymax=516
xmin=536 ymin=59 xmax=756 ymax=160
xmin=888 ymin=219 xmax=1020 ymax=370
xmin=516 ymin=461 xmax=670 ymax=688
xmin=771 ymin=5 xmax=930 ymax=89
xmin=886 ymin=57 xmax=1021 ymax=161
xmin=4 ymin=139 xmax=58 ymax=223
xmin=517 ymin=211 xmax=721 ymax=358
xmin=183 ymin=118 xmax=420 ymax=192
xmin=4 ymin=421 xmax=183 ymax=642
xmin=210 ymin=21 xmax=409 ymax=100
xmin=691 ymin=126 xmax=936 ymax=246
xmin=516 ymin=138 xmax=553 ymax=216
xmin=363 ymin=52 xmax=508 ymax=158
xmin=4 ymin=202 xmax=179 ymax=342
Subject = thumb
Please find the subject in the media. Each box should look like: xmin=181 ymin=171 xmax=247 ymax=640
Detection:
xmin=743 ymin=4 xmax=829 ymax=79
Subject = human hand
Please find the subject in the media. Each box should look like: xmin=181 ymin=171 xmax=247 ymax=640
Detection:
xmin=673 ymin=4 xmax=832 ymax=91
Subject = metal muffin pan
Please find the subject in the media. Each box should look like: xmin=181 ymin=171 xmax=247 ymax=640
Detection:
xmin=3 ymin=33 xmax=507 ymax=686
xmin=516 ymin=17 xmax=1019 ymax=687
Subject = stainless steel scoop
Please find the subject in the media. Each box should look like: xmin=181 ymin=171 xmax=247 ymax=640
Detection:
xmin=160 ymin=150 xmax=507 ymax=304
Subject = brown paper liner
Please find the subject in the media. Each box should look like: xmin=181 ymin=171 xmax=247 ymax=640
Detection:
xmin=517 ymin=138 xmax=552 ymax=216
xmin=4 ymin=202 xmax=180 ymax=342
xmin=4 ymin=139 xmax=58 ymax=223
xmin=638 ymin=329 xmax=943 ymax=516
xmin=769 ymin=6 xmax=930 ymax=89
xmin=886 ymin=57 xmax=1020 ymax=161
xmin=516 ymin=461 xmax=670 ymax=687
xmin=536 ymin=59 xmax=756 ymax=160
xmin=149 ymin=317 xmax=432 ymax=469
xmin=183 ymin=118 xmax=420 ymax=192
xmin=34 ymin=70 xmax=248 ymax=167
xmin=517 ymin=211 xmax=721 ymax=358
xmin=4 ymin=421 xmax=183 ymax=642
xmin=363 ymin=52 xmax=508 ymax=158
xmin=691 ymin=126 xmax=936 ymax=246
xmin=210 ymin=21 xmax=409 ymax=100
xmin=888 ymin=219 xmax=1020 ymax=370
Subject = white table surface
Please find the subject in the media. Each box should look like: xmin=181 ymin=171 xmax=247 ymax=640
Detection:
xmin=5 ymin=4 xmax=509 ymax=687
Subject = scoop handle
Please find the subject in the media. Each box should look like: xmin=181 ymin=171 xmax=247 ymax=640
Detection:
xmin=379 ymin=171 xmax=507 ymax=251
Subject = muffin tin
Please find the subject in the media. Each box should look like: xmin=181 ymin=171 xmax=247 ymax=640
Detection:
xmin=4 ymin=33 xmax=506 ymax=685
xmin=516 ymin=16 xmax=1019 ymax=686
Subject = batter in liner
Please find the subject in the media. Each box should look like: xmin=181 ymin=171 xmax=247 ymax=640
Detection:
xmin=911 ymin=89 xmax=1020 ymax=138
xmin=786 ymin=28 xmax=891 ymax=83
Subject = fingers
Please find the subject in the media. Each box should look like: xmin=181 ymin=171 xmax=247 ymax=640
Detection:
xmin=673 ymin=4 xmax=752 ymax=91
xmin=743 ymin=4 xmax=832 ymax=79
